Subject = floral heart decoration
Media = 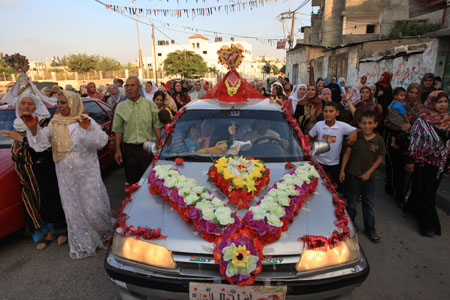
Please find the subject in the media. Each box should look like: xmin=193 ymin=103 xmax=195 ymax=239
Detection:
xmin=217 ymin=44 xmax=244 ymax=70
xmin=208 ymin=156 xmax=270 ymax=209
xmin=148 ymin=158 xmax=321 ymax=286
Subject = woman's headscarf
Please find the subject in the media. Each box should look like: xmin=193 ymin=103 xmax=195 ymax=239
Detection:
xmin=337 ymin=77 xmax=346 ymax=95
xmin=405 ymin=83 xmax=422 ymax=122
xmin=376 ymin=72 xmax=392 ymax=91
xmin=357 ymin=74 xmax=368 ymax=90
xmin=107 ymin=84 xmax=124 ymax=107
xmin=86 ymin=82 xmax=104 ymax=101
xmin=188 ymin=80 xmax=206 ymax=101
xmin=320 ymin=88 xmax=332 ymax=101
xmin=40 ymin=87 xmax=50 ymax=95
xmin=420 ymin=90 xmax=449 ymax=131
xmin=13 ymin=93 xmax=50 ymax=132
xmin=49 ymin=91 xmax=88 ymax=162
xmin=271 ymin=81 xmax=286 ymax=96
xmin=304 ymin=84 xmax=323 ymax=117
xmin=142 ymin=81 xmax=158 ymax=100
xmin=420 ymin=73 xmax=436 ymax=94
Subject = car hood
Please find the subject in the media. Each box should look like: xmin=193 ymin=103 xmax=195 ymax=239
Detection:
xmin=122 ymin=160 xmax=346 ymax=256
xmin=0 ymin=149 xmax=13 ymax=177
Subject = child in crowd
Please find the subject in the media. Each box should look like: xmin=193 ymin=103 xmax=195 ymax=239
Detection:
xmin=309 ymin=102 xmax=357 ymax=189
xmin=339 ymin=111 xmax=385 ymax=243
xmin=157 ymin=109 xmax=172 ymax=139
xmin=387 ymin=87 xmax=411 ymax=148
xmin=185 ymin=126 xmax=200 ymax=152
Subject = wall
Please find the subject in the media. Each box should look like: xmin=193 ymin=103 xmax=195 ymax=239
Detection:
xmin=358 ymin=38 xmax=439 ymax=87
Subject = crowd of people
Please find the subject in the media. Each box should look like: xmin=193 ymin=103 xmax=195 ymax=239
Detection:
xmin=0 ymin=71 xmax=447 ymax=258
xmin=271 ymin=72 xmax=447 ymax=241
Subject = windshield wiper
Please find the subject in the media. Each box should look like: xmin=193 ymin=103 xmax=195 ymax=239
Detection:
xmin=163 ymin=153 xmax=215 ymax=162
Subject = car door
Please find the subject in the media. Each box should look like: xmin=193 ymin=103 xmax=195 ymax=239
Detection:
xmin=82 ymin=99 xmax=115 ymax=171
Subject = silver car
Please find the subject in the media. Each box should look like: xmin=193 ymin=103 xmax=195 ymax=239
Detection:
xmin=105 ymin=98 xmax=369 ymax=300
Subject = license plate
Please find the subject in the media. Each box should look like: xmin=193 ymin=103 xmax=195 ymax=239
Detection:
xmin=189 ymin=282 xmax=287 ymax=300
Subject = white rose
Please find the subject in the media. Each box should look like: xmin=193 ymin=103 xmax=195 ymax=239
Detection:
xmin=211 ymin=197 xmax=224 ymax=208
xmin=249 ymin=206 xmax=266 ymax=220
xmin=215 ymin=207 xmax=234 ymax=225
xmin=202 ymin=207 xmax=215 ymax=220
xmin=260 ymin=199 xmax=278 ymax=211
xmin=184 ymin=193 xmax=199 ymax=205
xmin=277 ymin=196 xmax=290 ymax=206
xmin=266 ymin=214 xmax=283 ymax=227
xmin=164 ymin=176 xmax=177 ymax=188
xmin=201 ymin=192 xmax=214 ymax=200
xmin=196 ymin=200 xmax=213 ymax=210
xmin=271 ymin=205 xmax=286 ymax=218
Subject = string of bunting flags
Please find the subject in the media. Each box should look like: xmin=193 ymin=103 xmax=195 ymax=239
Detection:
xmin=104 ymin=0 xmax=287 ymax=19
xmin=97 ymin=0 xmax=286 ymax=44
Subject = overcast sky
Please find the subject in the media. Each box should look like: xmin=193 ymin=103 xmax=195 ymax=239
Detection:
xmin=0 ymin=0 xmax=313 ymax=64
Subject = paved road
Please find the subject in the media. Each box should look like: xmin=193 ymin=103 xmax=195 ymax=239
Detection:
xmin=0 ymin=167 xmax=449 ymax=300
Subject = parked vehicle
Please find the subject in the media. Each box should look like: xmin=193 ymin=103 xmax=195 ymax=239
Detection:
xmin=105 ymin=98 xmax=369 ymax=300
xmin=0 ymin=98 xmax=115 ymax=239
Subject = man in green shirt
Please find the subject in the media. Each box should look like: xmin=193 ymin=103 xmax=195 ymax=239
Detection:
xmin=113 ymin=76 xmax=162 ymax=184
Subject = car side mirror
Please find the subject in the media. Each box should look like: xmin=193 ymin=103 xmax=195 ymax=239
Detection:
xmin=151 ymin=142 xmax=158 ymax=154
xmin=310 ymin=141 xmax=330 ymax=156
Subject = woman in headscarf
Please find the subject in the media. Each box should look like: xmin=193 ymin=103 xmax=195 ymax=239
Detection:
xmin=86 ymin=82 xmax=104 ymax=101
xmin=41 ymin=87 xmax=51 ymax=97
xmin=357 ymin=74 xmax=368 ymax=90
xmin=293 ymin=84 xmax=307 ymax=120
xmin=171 ymin=81 xmax=191 ymax=110
xmin=107 ymin=84 xmax=126 ymax=108
xmin=1 ymin=93 xmax=67 ymax=249
xmin=298 ymin=83 xmax=323 ymax=134
xmin=158 ymin=86 xmax=178 ymax=112
xmin=404 ymin=91 xmax=449 ymax=237
xmin=420 ymin=73 xmax=436 ymax=104
xmin=24 ymin=90 xmax=112 ymax=258
xmin=181 ymin=80 xmax=190 ymax=93
xmin=283 ymin=81 xmax=293 ymax=98
xmin=188 ymin=80 xmax=206 ymax=101
xmin=142 ymin=81 xmax=158 ymax=100
xmin=326 ymin=76 xmax=342 ymax=104
xmin=347 ymin=86 xmax=383 ymax=127
xmin=375 ymin=71 xmax=393 ymax=115
xmin=405 ymin=83 xmax=422 ymax=124
xmin=320 ymin=88 xmax=332 ymax=104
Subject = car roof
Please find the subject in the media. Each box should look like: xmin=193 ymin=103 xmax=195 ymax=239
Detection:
xmin=185 ymin=98 xmax=283 ymax=112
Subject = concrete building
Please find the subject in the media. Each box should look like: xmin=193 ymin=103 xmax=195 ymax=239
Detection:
xmin=142 ymin=34 xmax=254 ymax=78
xmin=286 ymin=0 xmax=448 ymax=89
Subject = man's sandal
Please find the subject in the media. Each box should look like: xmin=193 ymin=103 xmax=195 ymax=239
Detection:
xmin=57 ymin=235 xmax=68 ymax=245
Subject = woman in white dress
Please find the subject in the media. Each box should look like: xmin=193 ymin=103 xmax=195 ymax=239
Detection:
xmin=24 ymin=90 xmax=112 ymax=259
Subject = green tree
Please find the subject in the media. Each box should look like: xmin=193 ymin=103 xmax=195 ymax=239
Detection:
xmin=163 ymin=50 xmax=208 ymax=78
xmin=280 ymin=64 xmax=286 ymax=74
xmin=261 ymin=62 xmax=272 ymax=75
xmin=271 ymin=65 xmax=280 ymax=75
xmin=0 ymin=52 xmax=15 ymax=75
xmin=96 ymin=56 xmax=122 ymax=72
xmin=67 ymin=53 xmax=99 ymax=72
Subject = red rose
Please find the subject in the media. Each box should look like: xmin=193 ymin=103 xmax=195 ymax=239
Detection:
xmin=285 ymin=162 xmax=295 ymax=170
xmin=175 ymin=158 xmax=184 ymax=165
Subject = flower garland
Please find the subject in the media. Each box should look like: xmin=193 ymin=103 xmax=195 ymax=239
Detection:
xmin=208 ymin=156 xmax=270 ymax=209
xmin=149 ymin=162 xmax=319 ymax=285
xmin=4 ymin=53 xmax=30 ymax=72
xmin=225 ymin=78 xmax=241 ymax=97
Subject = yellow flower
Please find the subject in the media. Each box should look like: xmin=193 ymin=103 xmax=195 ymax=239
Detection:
xmin=215 ymin=157 xmax=228 ymax=169
xmin=250 ymin=168 xmax=262 ymax=178
xmin=232 ymin=245 xmax=250 ymax=268
xmin=223 ymin=169 xmax=233 ymax=180
xmin=245 ymin=180 xmax=256 ymax=192
xmin=233 ymin=177 xmax=244 ymax=188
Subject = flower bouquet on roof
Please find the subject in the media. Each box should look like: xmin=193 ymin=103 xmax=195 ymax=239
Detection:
xmin=208 ymin=156 xmax=270 ymax=209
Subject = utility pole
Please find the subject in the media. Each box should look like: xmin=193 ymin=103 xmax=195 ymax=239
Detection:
xmin=133 ymin=0 xmax=144 ymax=79
xmin=279 ymin=10 xmax=296 ymax=50
xmin=151 ymin=22 xmax=158 ymax=84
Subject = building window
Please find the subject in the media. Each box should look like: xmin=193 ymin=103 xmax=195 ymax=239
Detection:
xmin=203 ymin=51 xmax=207 ymax=54
xmin=157 ymin=53 xmax=162 ymax=57
xmin=192 ymin=43 xmax=195 ymax=49
xmin=197 ymin=43 xmax=200 ymax=49
xmin=366 ymin=25 xmax=376 ymax=34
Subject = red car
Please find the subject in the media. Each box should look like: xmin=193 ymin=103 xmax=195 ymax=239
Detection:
xmin=0 ymin=98 xmax=116 ymax=238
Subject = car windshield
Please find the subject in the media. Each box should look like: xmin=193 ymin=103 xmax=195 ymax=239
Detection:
xmin=0 ymin=109 xmax=16 ymax=148
xmin=160 ymin=109 xmax=304 ymax=162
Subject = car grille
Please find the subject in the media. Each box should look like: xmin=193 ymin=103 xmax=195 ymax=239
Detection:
xmin=174 ymin=253 xmax=299 ymax=279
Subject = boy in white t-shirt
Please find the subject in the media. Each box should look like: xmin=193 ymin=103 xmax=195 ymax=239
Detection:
xmin=309 ymin=102 xmax=357 ymax=189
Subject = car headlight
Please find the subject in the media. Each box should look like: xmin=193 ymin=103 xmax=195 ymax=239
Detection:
xmin=296 ymin=237 xmax=359 ymax=272
xmin=112 ymin=233 xmax=177 ymax=269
